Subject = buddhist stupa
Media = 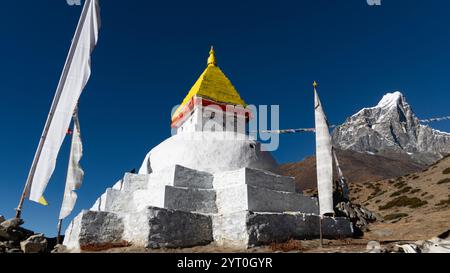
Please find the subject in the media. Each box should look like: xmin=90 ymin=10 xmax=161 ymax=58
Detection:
xmin=63 ymin=48 xmax=353 ymax=252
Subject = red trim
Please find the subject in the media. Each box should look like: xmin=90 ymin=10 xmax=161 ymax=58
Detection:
xmin=171 ymin=97 xmax=252 ymax=128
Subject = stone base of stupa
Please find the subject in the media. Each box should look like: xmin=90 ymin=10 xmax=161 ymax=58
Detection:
xmin=63 ymin=165 xmax=353 ymax=251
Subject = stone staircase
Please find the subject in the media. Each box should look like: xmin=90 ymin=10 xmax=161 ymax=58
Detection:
xmin=64 ymin=165 xmax=353 ymax=251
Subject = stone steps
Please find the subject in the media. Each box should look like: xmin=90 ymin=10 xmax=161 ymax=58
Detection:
xmin=149 ymin=165 xmax=213 ymax=189
xmin=91 ymin=188 xmax=134 ymax=213
xmin=122 ymin=173 xmax=149 ymax=192
xmin=111 ymin=173 xmax=149 ymax=192
xmin=213 ymin=168 xmax=296 ymax=193
xmin=133 ymin=185 xmax=217 ymax=214
xmin=216 ymin=184 xmax=319 ymax=214
xmin=64 ymin=164 xmax=351 ymax=252
xmin=213 ymin=211 xmax=354 ymax=248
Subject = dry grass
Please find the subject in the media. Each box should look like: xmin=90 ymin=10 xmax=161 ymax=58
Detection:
xmin=442 ymin=167 xmax=450 ymax=175
xmin=379 ymin=196 xmax=428 ymax=210
xmin=437 ymin=178 xmax=450 ymax=185
xmin=384 ymin=213 xmax=408 ymax=221
xmin=390 ymin=187 xmax=412 ymax=197
xmin=269 ymin=239 xmax=304 ymax=252
xmin=435 ymin=197 xmax=450 ymax=207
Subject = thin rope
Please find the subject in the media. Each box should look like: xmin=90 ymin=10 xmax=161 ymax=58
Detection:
xmin=255 ymin=116 xmax=450 ymax=134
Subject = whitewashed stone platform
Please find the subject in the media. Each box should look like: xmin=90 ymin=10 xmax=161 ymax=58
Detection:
xmin=63 ymin=132 xmax=354 ymax=251
xmin=65 ymin=207 xmax=213 ymax=251
xmin=213 ymin=212 xmax=353 ymax=247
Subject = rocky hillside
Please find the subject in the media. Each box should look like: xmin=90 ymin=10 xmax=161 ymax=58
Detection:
xmin=350 ymin=155 xmax=450 ymax=241
xmin=332 ymin=92 xmax=450 ymax=165
xmin=279 ymin=149 xmax=424 ymax=191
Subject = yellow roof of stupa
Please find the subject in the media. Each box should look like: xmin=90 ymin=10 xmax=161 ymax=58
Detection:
xmin=172 ymin=47 xmax=247 ymax=120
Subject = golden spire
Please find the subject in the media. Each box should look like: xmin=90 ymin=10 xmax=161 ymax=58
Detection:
xmin=313 ymin=81 xmax=318 ymax=90
xmin=207 ymin=46 xmax=217 ymax=67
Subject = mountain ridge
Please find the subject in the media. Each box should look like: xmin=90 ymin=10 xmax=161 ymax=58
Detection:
xmin=332 ymin=91 xmax=450 ymax=165
xmin=279 ymin=91 xmax=449 ymax=191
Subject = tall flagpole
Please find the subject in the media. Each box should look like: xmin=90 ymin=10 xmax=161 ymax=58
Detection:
xmin=15 ymin=0 xmax=93 ymax=219
xmin=314 ymin=80 xmax=324 ymax=248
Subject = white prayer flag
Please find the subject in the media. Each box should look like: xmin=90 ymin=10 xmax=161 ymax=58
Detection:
xmin=314 ymin=88 xmax=334 ymax=216
xmin=59 ymin=113 xmax=84 ymax=220
xmin=29 ymin=0 xmax=100 ymax=202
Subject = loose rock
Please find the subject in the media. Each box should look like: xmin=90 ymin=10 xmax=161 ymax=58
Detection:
xmin=51 ymin=244 xmax=67 ymax=253
xmin=335 ymin=202 xmax=377 ymax=234
xmin=0 ymin=218 xmax=24 ymax=230
xmin=20 ymin=234 xmax=48 ymax=253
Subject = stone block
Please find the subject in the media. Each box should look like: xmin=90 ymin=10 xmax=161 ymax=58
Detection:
xmin=133 ymin=185 xmax=217 ymax=214
xmin=213 ymin=211 xmax=353 ymax=248
xmin=247 ymin=213 xmax=353 ymax=246
xmin=144 ymin=207 xmax=213 ymax=249
xmin=214 ymin=168 xmax=296 ymax=192
xmin=164 ymin=186 xmax=217 ymax=213
xmin=216 ymin=184 xmax=319 ymax=214
xmin=91 ymin=188 xmax=134 ymax=213
xmin=122 ymin=173 xmax=149 ymax=192
xmin=122 ymin=207 xmax=214 ymax=249
xmin=63 ymin=210 xmax=128 ymax=252
xmin=149 ymin=165 xmax=213 ymax=189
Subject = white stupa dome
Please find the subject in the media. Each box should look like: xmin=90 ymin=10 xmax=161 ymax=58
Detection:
xmin=139 ymin=131 xmax=278 ymax=174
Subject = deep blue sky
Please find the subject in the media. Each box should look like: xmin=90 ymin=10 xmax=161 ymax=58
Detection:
xmin=1 ymin=0 xmax=449 ymax=236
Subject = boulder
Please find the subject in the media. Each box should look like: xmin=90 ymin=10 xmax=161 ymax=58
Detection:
xmin=0 ymin=215 xmax=5 ymax=224
xmin=0 ymin=226 xmax=34 ymax=242
xmin=0 ymin=218 xmax=24 ymax=230
xmin=51 ymin=244 xmax=67 ymax=253
xmin=0 ymin=227 xmax=20 ymax=242
xmin=335 ymin=202 xmax=377 ymax=233
xmin=4 ymin=240 xmax=19 ymax=249
xmin=20 ymin=234 xmax=48 ymax=253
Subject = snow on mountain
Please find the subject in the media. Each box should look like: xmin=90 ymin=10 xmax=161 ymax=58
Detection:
xmin=332 ymin=92 xmax=450 ymax=165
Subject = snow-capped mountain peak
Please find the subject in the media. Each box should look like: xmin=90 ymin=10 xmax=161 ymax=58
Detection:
xmin=332 ymin=92 xmax=450 ymax=165
xmin=376 ymin=91 xmax=405 ymax=109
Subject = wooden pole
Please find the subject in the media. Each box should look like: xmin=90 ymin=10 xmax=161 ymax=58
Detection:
xmin=57 ymin=219 xmax=63 ymax=245
xmin=319 ymin=216 xmax=324 ymax=248
xmin=15 ymin=0 xmax=92 ymax=219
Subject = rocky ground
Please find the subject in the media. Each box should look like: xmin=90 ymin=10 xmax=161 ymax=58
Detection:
xmin=350 ymin=155 xmax=450 ymax=241
xmin=0 ymin=217 xmax=55 ymax=253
